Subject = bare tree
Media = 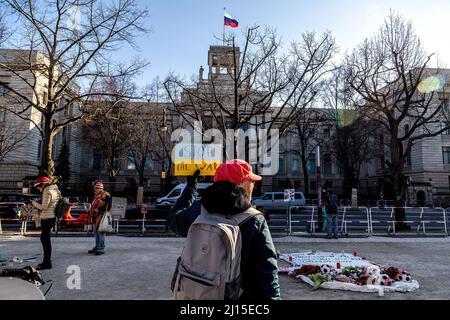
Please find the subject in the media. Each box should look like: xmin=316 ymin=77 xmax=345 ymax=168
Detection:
xmin=127 ymin=77 xmax=174 ymax=191
xmin=0 ymin=8 xmax=8 ymax=45
xmin=164 ymin=27 xmax=336 ymax=157
xmin=323 ymin=68 xmax=380 ymax=199
xmin=0 ymin=117 xmax=28 ymax=162
xmin=289 ymin=108 xmax=329 ymax=197
xmin=129 ymin=104 xmax=174 ymax=189
xmin=0 ymin=0 xmax=148 ymax=177
xmin=344 ymin=11 xmax=450 ymax=203
xmin=81 ymin=76 xmax=137 ymax=192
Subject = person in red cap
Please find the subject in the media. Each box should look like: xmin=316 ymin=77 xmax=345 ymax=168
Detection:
xmin=87 ymin=181 xmax=112 ymax=255
xmin=31 ymin=176 xmax=61 ymax=270
xmin=167 ymin=160 xmax=280 ymax=301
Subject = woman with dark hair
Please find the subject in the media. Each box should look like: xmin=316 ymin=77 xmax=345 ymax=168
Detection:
xmin=32 ymin=177 xmax=61 ymax=270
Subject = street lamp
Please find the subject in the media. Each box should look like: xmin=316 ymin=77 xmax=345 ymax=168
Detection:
xmin=160 ymin=107 xmax=168 ymax=193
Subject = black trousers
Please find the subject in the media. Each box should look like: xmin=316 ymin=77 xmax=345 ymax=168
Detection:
xmin=40 ymin=218 xmax=55 ymax=264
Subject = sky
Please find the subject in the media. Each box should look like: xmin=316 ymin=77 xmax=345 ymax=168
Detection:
xmin=111 ymin=0 xmax=450 ymax=85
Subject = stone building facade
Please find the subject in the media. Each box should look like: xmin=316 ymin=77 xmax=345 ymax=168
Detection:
xmin=1 ymin=46 xmax=449 ymax=205
xmin=0 ymin=49 xmax=80 ymax=192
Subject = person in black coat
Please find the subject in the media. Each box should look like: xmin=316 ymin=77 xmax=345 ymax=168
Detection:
xmin=167 ymin=160 xmax=281 ymax=301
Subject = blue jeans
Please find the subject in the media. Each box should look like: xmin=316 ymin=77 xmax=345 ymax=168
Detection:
xmin=93 ymin=224 xmax=106 ymax=253
xmin=327 ymin=214 xmax=339 ymax=237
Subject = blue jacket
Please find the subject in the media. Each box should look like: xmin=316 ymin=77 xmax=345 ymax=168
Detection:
xmin=167 ymin=181 xmax=281 ymax=301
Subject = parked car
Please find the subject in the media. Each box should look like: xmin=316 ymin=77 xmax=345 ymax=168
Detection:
xmin=62 ymin=203 xmax=91 ymax=227
xmin=155 ymin=183 xmax=213 ymax=208
xmin=0 ymin=193 xmax=40 ymax=220
xmin=252 ymin=192 xmax=306 ymax=211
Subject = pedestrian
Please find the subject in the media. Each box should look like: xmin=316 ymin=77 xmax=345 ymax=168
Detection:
xmin=325 ymin=188 xmax=339 ymax=239
xmin=318 ymin=189 xmax=328 ymax=232
xmin=167 ymin=160 xmax=281 ymax=301
xmin=88 ymin=181 xmax=112 ymax=256
xmin=31 ymin=176 xmax=61 ymax=270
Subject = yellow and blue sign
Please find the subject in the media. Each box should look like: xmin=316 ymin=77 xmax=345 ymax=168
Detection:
xmin=173 ymin=144 xmax=222 ymax=176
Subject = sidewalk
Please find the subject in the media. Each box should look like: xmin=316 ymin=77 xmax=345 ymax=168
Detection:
xmin=1 ymin=236 xmax=449 ymax=300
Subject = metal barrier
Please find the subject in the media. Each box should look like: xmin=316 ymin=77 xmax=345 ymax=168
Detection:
xmin=340 ymin=207 xmax=371 ymax=236
xmin=369 ymin=207 xmax=394 ymax=234
xmin=0 ymin=218 xmax=29 ymax=235
xmin=369 ymin=207 xmax=448 ymax=236
xmin=417 ymin=208 xmax=448 ymax=236
xmin=287 ymin=206 xmax=316 ymax=235
xmin=112 ymin=217 xmax=168 ymax=235
xmin=286 ymin=206 xmax=370 ymax=236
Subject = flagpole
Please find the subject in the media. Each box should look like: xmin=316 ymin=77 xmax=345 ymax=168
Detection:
xmin=223 ymin=7 xmax=226 ymax=46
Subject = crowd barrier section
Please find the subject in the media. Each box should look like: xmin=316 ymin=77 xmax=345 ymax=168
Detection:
xmin=112 ymin=217 xmax=168 ymax=235
xmin=0 ymin=218 xmax=29 ymax=235
xmin=263 ymin=208 xmax=290 ymax=234
xmin=287 ymin=206 xmax=316 ymax=235
xmin=369 ymin=207 xmax=394 ymax=234
xmin=417 ymin=208 xmax=448 ymax=236
xmin=2 ymin=207 xmax=448 ymax=237
xmin=339 ymin=207 xmax=371 ymax=236
xmin=369 ymin=207 xmax=448 ymax=236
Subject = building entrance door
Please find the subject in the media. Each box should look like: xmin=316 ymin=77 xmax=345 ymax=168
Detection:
xmin=416 ymin=190 xmax=426 ymax=207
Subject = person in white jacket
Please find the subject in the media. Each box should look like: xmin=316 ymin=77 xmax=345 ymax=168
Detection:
xmin=32 ymin=177 xmax=61 ymax=270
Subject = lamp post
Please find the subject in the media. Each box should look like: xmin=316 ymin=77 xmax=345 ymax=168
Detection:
xmin=316 ymin=145 xmax=322 ymax=206
xmin=160 ymin=107 xmax=168 ymax=194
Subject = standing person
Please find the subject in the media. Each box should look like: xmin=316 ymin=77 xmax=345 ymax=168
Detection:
xmin=325 ymin=188 xmax=339 ymax=239
xmin=31 ymin=177 xmax=61 ymax=270
xmin=167 ymin=160 xmax=281 ymax=301
xmin=88 ymin=181 xmax=112 ymax=256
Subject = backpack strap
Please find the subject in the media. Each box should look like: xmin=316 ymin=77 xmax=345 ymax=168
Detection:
xmin=198 ymin=206 xmax=262 ymax=226
xmin=228 ymin=207 xmax=263 ymax=226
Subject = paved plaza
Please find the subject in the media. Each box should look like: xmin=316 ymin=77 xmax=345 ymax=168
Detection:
xmin=1 ymin=235 xmax=449 ymax=300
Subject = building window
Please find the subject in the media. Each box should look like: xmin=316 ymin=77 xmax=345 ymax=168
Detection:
xmin=441 ymin=99 xmax=449 ymax=114
xmin=291 ymin=154 xmax=300 ymax=176
xmin=310 ymin=180 xmax=317 ymax=194
xmin=307 ymin=154 xmax=316 ymax=174
xmin=127 ymin=152 xmax=136 ymax=170
xmin=37 ymin=140 xmax=42 ymax=160
xmin=406 ymin=153 xmax=412 ymax=166
xmin=323 ymin=154 xmax=332 ymax=175
xmin=404 ymin=124 xmax=410 ymax=136
xmin=324 ymin=128 xmax=330 ymax=138
xmin=0 ymin=83 xmax=7 ymax=96
xmin=441 ymin=122 xmax=450 ymax=135
xmin=145 ymin=158 xmax=153 ymax=171
xmin=202 ymin=115 xmax=213 ymax=130
xmin=443 ymin=147 xmax=450 ymax=165
xmin=278 ymin=155 xmax=286 ymax=175
xmin=93 ymin=153 xmax=102 ymax=170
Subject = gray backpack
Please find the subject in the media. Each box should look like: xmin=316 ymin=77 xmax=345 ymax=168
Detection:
xmin=172 ymin=206 xmax=261 ymax=300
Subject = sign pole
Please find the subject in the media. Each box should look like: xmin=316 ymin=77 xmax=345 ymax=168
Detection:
xmin=317 ymin=145 xmax=322 ymax=207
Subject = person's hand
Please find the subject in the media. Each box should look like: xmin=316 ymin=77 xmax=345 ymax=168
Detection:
xmin=187 ymin=169 xmax=201 ymax=187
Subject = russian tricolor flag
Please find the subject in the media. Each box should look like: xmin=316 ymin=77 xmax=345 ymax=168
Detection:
xmin=224 ymin=12 xmax=238 ymax=28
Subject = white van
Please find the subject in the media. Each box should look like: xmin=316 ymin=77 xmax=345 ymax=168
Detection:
xmin=155 ymin=183 xmax=213 ymax=208
xmin=252 ymin=191 xmax=306 ymax=211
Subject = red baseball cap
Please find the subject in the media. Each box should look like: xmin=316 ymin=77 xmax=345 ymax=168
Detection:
xmin=214 ymin=159 xmax=262 ymax=186
xmin=34 ymin=177 xmax=50 ymax=187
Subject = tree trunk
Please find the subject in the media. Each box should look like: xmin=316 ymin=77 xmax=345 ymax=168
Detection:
xmin=109 ymin=175 xmax=116 ymax=194
xmin=390 ymin=135 xmax=408 ymax=229
xmin=301 ymin=158 xmax=309 ymax=198
xmin=41 ymin=115 xmax=55 ymax=178
xmin=138 ymin=159 xmax=145 ymax=187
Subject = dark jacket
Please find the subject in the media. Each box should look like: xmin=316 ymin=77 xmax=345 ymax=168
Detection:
xmin=167 ymin=181 xmax=281 ymax=301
